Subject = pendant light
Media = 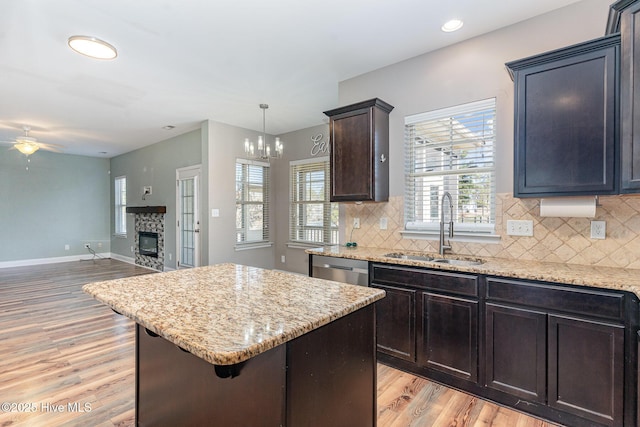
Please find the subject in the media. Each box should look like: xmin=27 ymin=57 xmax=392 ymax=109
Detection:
xmin=244 ymin=104 xmax=283 ymax=160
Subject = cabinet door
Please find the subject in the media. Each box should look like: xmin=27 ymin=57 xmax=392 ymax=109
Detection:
xmin=418 ymin=293 xmax=478 ymax=383
xmin=548 ymin=314 xmax=625 ymax=427
xmin=509 ymin=35 xmax=619 ymax=197
xmin=485 ymin=303 xmax=547 ymax=403
xmin=330 ymin=108 xmax=374 ymax=201
xmin=621 ymin=2 xmax=640 ymax=192
xmin=325 ymin=98 xmax=392 ymax=202
xmin=371 ymin=283 xmax=416 ymax=361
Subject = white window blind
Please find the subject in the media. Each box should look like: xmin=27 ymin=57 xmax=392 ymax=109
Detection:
xmin=114 ymin=176 xmax=127 ymax=236
xmin=404 ymin=98 xmax=496 ymax=233
xmin=289 ymin=157 xmax=338 ymax=245
xmin=236 ymin=159 xmax=270 ymax=244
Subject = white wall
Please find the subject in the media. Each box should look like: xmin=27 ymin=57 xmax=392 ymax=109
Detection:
xmin=337 ymin=0 xmax=613 ymax=195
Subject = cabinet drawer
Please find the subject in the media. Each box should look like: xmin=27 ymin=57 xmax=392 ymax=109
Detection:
xmin=372 ymin=264 xmax=478 ymax=297
xmin=486 ymin=277 xmax=625 ymax=321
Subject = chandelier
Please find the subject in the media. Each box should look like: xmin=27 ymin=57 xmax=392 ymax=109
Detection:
xmin=244 ymin=104 xmax=283 ymax=160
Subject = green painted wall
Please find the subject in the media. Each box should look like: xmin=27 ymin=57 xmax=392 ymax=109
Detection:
xmin=0 ymin=149 xmax=110 ymax=263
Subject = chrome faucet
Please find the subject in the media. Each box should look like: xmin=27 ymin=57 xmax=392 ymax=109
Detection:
xmin=439 ymin=192 xmax=454 ymax=256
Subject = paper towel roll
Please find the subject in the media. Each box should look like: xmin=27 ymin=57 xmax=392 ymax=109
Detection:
xmin=539 ymin=197 xmax=596 ymax=218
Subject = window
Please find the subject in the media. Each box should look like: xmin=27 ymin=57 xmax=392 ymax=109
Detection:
xmin=289 ymin=157 xmax=338 ymax=245
xmin=404 ymin=98 xmax=496 ymax=236
xmin=114 ymin=176 xmax=127 ymax=236
xmin=236 ymin=159 xmax=270 ymax=246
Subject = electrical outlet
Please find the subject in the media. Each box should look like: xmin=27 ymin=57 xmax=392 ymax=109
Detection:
xmin=506 ymin=220 xmax=534 ymax=236
xmin=281 ymin=255 xmax=286 ymax=263
xmin=353 ymin=218 xmax=360 ymax=229
xmin=379 ymin=217 xmax=388 ymax=230
xmin=64 ymin=244 xmax=70 ymax=251
xmin=590 ymin=220 xmax=606 ymax=239
xmin=84 ymin=243 xmax=91 ymax=249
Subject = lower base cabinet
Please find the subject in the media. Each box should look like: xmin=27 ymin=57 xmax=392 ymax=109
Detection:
xmin=371 ymin=283 xmax=416 ymax=361
xmin=548 ymin=314 xmax=625 ymax=426
xmin=418 ymin=293 xmax=478 ymax=383
xmin=371 ymin=263 xmax=638 ymax=427
xmin=485 ymin=303 xmax=546 ymax=403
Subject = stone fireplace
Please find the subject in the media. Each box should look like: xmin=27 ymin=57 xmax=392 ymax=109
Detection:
xmin=126 ymin=206 xmax=166 ymax=271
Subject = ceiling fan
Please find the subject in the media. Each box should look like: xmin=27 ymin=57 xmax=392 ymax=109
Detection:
xmin=1 ymin=126 xmax=63 ymax=156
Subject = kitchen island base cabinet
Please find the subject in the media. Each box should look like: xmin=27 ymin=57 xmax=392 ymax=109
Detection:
xmin=136 ymin=305 xmax=376 ymax=427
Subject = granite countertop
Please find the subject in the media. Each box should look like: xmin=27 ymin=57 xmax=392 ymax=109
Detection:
xmin=308 ymin=246 xmax=640 ymax=298
xmin=82 ymin=263 xmax=385 ymax=366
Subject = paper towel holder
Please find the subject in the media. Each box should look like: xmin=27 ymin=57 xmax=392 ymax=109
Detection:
xmin=539 ymin=195 xmax=598 ymax=218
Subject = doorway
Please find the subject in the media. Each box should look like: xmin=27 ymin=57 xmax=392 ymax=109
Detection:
xmin=176 ymin=165 xmax=201 ymax=268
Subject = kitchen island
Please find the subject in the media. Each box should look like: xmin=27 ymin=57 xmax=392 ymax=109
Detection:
xmin=83 ymin=263 xmax=385 ymax=427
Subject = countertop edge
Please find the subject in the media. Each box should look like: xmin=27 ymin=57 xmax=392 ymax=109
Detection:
xmin=82 ymin=267 xmax=385 ymax=366
xmin=307 ymin=247 xmax=640 ymax=299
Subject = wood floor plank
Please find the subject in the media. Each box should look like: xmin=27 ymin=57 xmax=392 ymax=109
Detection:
xmin=0 ymin=259 xmax=561 ymax=426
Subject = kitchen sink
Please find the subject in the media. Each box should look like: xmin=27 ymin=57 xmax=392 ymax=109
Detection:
xmin=384 ymin=252 xmax=435 ymax=262
xmin=431 ymin=258 xmax=484 ymax=266
xmin=384 ymin=252 xmax=484 ymax=266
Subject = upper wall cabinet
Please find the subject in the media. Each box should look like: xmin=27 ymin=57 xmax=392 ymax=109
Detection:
xmin=619 ymin=1 xmax=640 ymax=191
xmin=506 ymin=35 xmax=620 ymax=198
xmin=323 ymin=98 xmax=394 ymax=202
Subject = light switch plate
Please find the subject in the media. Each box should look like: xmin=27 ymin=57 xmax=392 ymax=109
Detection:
xmin=506 ymin=220 xmax=534 ymax=236
xmin=590 ymin=220 xmax=606 ymax=239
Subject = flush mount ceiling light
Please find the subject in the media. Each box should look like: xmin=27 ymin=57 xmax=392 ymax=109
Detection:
xmin=441 ymin=19 xmax=464 ymax=32
xmin=68 ymin=35 xmax=117 ymax=60
xmin=244 ymin=104 xmax=283 ymax=160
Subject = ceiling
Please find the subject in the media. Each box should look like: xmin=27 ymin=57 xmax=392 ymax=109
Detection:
xmin=0 ymin=0 xmax=584 ymax=157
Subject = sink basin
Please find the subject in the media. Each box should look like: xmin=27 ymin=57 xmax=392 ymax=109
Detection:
xmin=384 ymin=252 xmax=484 ymax=266
xmin=431 ymin=258 xmax=484 ymax=266
xmin=384 ymin=252 xmax=435 ymax=262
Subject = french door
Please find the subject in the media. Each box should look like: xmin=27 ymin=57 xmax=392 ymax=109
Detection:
xmin=176 ymin=165 xmax=201 ymax=268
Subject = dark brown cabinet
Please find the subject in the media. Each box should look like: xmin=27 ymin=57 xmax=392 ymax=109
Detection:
xmin=548 ymin=314 xmax=625 ymax=427
xmin=486 ymin=276 xmax=630 ymax=427
xmin=370 ymin=264 xmax=480 ymax=389
xmin=323 ymin=98 xmax=393 ymax=202
xmin=370 ymin=282 xmax=416 ymax=361
xmin=506 ymin=35 xmax=620 ymax=197
xmin=620 ymin=1 xmax=640 ymax=191
xmin=418 ymin=292 xmax=478 ymax=383
xmin=485 ymin=303 xmax=546 ymax=403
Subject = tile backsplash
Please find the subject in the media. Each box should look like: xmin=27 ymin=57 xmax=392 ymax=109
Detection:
xmin=344 ymin=193 xmax=640 ymax=269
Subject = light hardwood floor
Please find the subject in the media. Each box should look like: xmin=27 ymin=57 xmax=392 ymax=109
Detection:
xmin=0 ymin=259 xmax=558 ymax=427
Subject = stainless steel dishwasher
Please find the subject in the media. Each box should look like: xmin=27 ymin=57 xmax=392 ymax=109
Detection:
xmin=311 ymin=255 xmax=369 ymax=286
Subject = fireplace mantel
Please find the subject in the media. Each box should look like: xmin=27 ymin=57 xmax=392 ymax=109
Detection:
xmin=126 ymin=206 xmax=167 ymax=214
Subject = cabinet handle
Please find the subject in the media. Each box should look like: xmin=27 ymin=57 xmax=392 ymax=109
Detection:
xmin=380 ymin=154 xmax=387 ymax=163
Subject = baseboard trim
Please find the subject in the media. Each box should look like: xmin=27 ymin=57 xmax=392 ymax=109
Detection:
xmin=0 ymin=253 xmax=112 ymax=269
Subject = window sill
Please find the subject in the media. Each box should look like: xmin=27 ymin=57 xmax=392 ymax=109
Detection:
xmin=400 ymin=229 xmax=501 ymax=244
xmin=235 ymin=242 xmax=274 ymax=251
xmin=286 ymin=242 xmax=332 ymax=250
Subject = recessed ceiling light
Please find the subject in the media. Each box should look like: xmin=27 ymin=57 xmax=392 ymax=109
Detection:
xmin=441 ymin=19 xmax=464 ymax=33
xmin=68 ymin=36 xmax=117 ymax=60
xmin=162 ymin=125 xmax=176 ymax=130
